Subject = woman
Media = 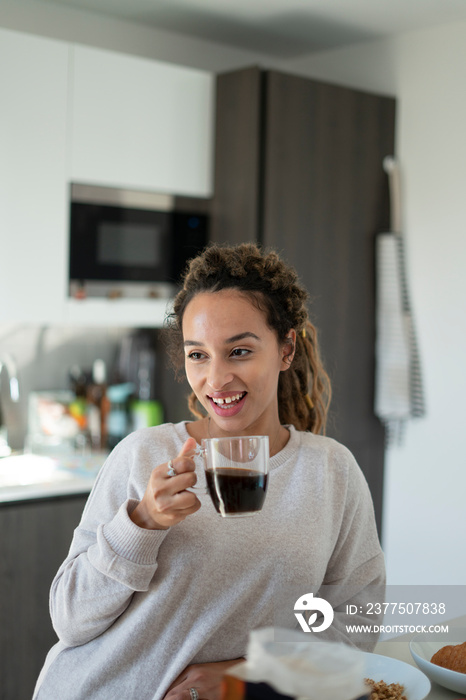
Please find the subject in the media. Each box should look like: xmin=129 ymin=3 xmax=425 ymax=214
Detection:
xmin=34 ymin=243 xmax=384 ymax=700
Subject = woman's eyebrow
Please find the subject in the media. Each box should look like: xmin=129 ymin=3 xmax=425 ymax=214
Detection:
xmin=225 ymin=332 xmax=260 ymax=344
xmin=183 ymin=331 xmax=260 ymax=347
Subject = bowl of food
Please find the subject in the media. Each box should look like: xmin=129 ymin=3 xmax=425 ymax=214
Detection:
xmin=410 ymin=636 xmax=466 ymax=694
xmin=363 ymin=652 xmax=431 ymax=700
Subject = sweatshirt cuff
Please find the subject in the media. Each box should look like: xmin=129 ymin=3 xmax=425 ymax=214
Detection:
xmin=102 ymin=499 xmax=169 ymax=565
xmin=87 ymin=499 xmax=169 ymax=591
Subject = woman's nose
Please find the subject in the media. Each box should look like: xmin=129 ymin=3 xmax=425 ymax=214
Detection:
xmin=207 ymin=358 xmax=234 ymax=391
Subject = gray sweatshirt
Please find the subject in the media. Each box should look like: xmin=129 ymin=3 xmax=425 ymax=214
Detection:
xmin=34 ymin=422 xmax=385 ymax=700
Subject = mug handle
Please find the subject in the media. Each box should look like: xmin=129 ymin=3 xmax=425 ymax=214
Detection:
xmin=186 ymin=446 xmax=208 ymax=494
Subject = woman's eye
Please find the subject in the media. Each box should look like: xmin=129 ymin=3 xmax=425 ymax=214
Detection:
xmin=231 ymin=348 xmax=250 ymax=357
xmin=187 ymin=351 xmax=205 ymax=361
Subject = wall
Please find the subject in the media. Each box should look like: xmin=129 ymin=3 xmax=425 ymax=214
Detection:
xmin=0 ymin=325 xmax=191 ymax=450
xmin=2 ymin=3 xmax=465 ymax=586
xmin=291 ymin=22 xmax=466 ymax=586
xmin=0 ymin=325 xmax=128 ymax=449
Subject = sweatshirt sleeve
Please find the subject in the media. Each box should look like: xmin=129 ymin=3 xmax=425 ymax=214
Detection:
xmin=50 ymin=434 xmax=169 ymax=647
xmin=316 ymin=448 xmax=386 ymax=651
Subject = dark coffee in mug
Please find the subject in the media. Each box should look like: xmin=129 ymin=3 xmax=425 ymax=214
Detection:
xmin=188 ymin=436 xmax=270 ymax=517
xmin=205 ymin=467 xmax=268 ymax=515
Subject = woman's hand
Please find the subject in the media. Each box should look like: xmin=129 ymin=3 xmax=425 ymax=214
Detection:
xmin=163 ymin=659 xmax=244 ymax=700
xmin=130 ymin=438 xmax=201 ymax=530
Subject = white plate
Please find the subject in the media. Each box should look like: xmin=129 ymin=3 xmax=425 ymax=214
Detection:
xmin=410 ymin=636 xmax=466 ymax=694
xmin=363 ymin=652 xmax=431 ymax=700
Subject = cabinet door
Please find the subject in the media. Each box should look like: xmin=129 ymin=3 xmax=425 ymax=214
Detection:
xmin=211 ymin=67 xmax=262 ymax=244
xmin=70 ymin=46 xmax=214 ymax=197
xmin=0 ymin=29 xmax=69 ymax=324
xmin=262 ymin=71 xmax=396 ymax=531
xmin=0 ymin=495 xmax=88 ymax=700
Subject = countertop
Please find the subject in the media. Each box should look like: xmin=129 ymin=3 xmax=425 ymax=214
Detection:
xmin=0 ymin=451 xmax=107 ymax=503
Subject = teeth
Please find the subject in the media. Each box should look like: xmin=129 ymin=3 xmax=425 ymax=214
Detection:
xmin=212 ymin=392 xmax=244 ymax=406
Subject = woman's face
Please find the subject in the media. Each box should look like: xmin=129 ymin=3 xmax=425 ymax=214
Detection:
xmin=182 ymin=289 xmax=295 ymax=437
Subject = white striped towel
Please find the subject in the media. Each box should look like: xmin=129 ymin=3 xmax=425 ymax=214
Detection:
xmin=374 ymin=232 xmax=425 ymax=445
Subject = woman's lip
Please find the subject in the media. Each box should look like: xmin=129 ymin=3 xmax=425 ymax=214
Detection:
xmin=208 ymin=393 xmax=246 ymax=417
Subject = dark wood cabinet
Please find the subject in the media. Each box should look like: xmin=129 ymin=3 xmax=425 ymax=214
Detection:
xmin=212 ymin=67 xmax=396 ymax=533
xmin=0 ymin=495 xmax=88 ymax=700
xmin=211 ymin=67 xmax=263 ymax=245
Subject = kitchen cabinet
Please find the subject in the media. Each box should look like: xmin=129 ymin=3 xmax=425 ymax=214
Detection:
xmin=0 ymin=494 xmax=88 ymax=700
xmin=0 ymin=30 xmax=213 ymax=327
xmin=212 ymin=67 xmax=396 ymax=534
xmin=0 ymin=28 xmax=69 ymax=324
xmin=69 ymin=45 xmax=214 ymax=197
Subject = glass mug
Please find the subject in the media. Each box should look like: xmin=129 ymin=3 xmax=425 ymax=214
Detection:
xmin=190 ymin=435 xmax=269 ymax=518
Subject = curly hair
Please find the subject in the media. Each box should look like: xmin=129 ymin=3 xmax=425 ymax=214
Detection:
xmin=164 ymin=242 xmax=331 ymax=434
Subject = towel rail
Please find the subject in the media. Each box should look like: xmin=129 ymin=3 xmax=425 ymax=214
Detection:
xmin=383 ymin=155 xmax=402 ymax=234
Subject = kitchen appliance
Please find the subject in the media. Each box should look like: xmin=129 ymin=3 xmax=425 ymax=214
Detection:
xmin=69 ymin=184 xmax=209 ymax=298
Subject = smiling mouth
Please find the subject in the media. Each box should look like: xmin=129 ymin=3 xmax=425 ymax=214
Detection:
xmin=209 ymin=392 xmax=247 ymax=409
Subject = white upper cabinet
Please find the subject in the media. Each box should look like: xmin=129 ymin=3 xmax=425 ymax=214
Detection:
xmin=0 ymin=33 xmax=213 ymax=327
xmin=69 ymin=46 xmax=214 ymax=197
xmin=0 ymin=29 xmax=69 ymax=324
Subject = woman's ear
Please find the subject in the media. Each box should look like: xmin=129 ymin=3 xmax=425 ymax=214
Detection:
xmin=281 ymin=329 xmax=297 ymax=370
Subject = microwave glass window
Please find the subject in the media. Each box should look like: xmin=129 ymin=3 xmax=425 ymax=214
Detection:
xmin=97 ymin=222 xmax=161 ymax=267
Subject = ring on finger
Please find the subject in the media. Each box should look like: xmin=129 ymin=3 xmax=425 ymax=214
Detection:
xmin=167 ymin=459 xmax=177 ymax=477
xmin=189 ymin=689 xmax=199 ymax=700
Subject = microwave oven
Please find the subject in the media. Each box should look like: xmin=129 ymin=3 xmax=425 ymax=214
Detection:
xmin=69 ymin=184 xmax=209 ymax=299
